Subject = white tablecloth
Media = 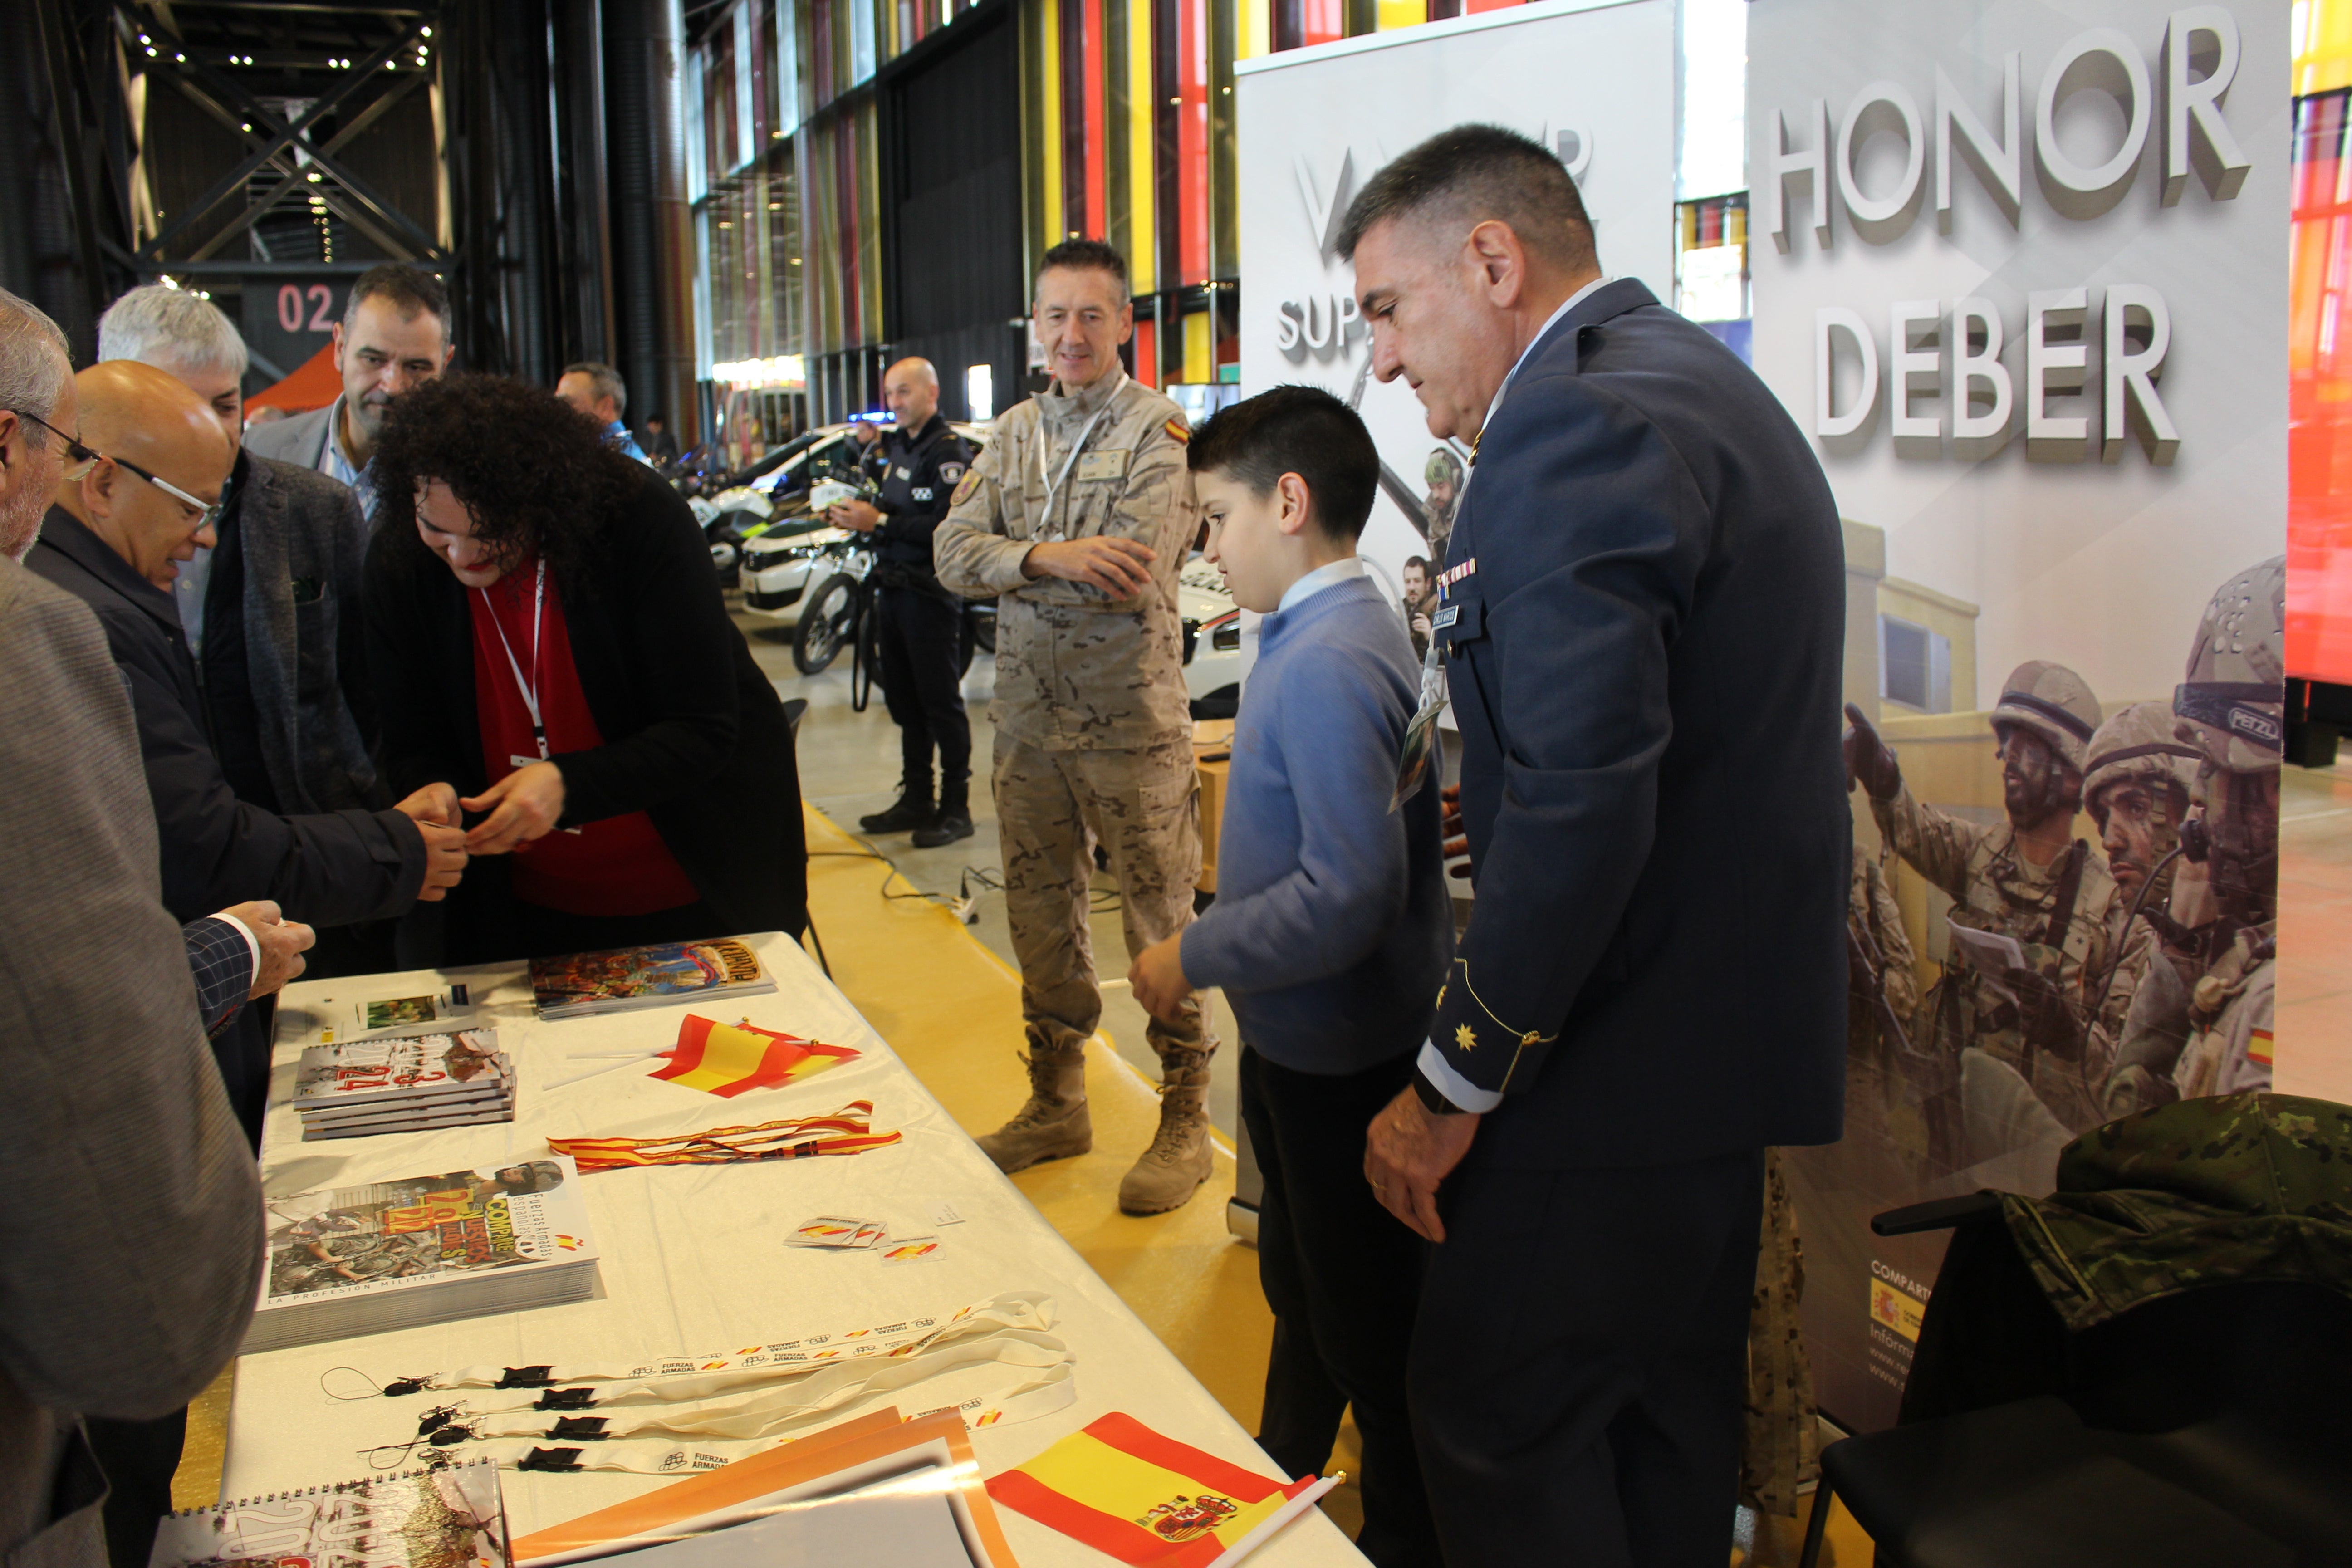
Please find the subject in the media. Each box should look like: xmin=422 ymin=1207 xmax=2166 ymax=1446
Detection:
xmin=225 ymin=931 xmax=1365 ymax=1566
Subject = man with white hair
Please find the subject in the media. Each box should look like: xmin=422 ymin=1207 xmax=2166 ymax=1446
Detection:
xmin=100 ymin=286 xmax=386 ymax=856
xmin=0 ymin=288 xmax=271 ymax=1568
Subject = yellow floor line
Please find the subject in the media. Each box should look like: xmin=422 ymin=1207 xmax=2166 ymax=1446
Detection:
xmin=801 ymin=805 xmax=1274 ymax=1434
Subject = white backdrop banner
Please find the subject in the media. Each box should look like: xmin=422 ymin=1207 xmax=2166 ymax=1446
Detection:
xmin=1234 ymin=0 xmax=1677 ymax=598
xmin=1750 ymin=0 xmax=2288 ymax=1435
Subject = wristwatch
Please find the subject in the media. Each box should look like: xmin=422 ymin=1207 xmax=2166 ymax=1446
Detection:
xmin=1412 ymin=1067 xmax=1468 ymax=1116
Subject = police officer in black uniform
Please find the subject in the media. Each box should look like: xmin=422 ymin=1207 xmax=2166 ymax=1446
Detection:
xmin=828 ymin=357 xmax=978 ymax=847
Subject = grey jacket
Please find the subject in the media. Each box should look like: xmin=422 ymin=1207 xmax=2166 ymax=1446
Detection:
xmin=220 ymin=453 xmax=382 ymax=811
xmin=241 ymin=400 xmax=337 ymax=471
xmin=0 ymin=556 xmax=264 ymax=1567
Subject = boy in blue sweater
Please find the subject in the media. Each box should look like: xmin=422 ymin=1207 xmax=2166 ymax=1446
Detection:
xmin=1129 ymin=386 xmax=1450 ymax=1567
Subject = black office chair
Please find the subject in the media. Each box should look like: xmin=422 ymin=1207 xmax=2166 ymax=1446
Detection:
xmin=1798 ymin=1194 xmax=2352 ymax=1568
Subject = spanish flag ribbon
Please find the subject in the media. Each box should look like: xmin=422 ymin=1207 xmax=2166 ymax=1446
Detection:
xmin=547 ymin=1101 xmax=901 ymax=1174
xmin=649 ymin=1014 xmax=858 ymax=1097
xmin=987 ymin=1412 xmax=1331 ymax=1566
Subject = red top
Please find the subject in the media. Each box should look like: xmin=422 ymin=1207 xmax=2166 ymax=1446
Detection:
xmin=469 ymin=560 xmax=700 ymax=916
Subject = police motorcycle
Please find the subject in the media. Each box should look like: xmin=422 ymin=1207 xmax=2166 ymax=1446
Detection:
xmin=789 ymin=457 xmax=984 ymax=706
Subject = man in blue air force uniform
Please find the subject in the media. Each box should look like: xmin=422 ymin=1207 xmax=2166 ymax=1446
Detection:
xmin=1348 ymin=126 xmax=1850 ymax=1567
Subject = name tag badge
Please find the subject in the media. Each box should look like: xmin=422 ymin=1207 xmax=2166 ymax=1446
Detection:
xmin=1433 ymin=596 xmax=1482 ymax=643
xmin=1075 ymin=451 xmax=1128 ymax=483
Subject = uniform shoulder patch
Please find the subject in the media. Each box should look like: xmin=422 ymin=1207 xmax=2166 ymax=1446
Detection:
xmin=1163 ymin=417 xmax=1191 ymax=445
xmin=950 ymin=467 xmax=983 ymax=509
xmin=938 ymin=461 xmax=966 ymax=485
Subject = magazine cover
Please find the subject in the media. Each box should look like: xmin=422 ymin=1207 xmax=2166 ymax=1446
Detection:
xmin=259 ymin=1159 xmax=594 ymax=1309
xmin=529 ymin=939 xmax=774 ymax=1019
xmin=294 ymin=1032 xmax=506 ymax=1109
xmin=148 ymin=1460 xmax=508 ymax=1568
xmin=323 ymin=986 xmax=477 ymax=1044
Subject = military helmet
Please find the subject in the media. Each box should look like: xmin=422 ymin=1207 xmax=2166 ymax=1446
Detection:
xmin=2083 ymin=700 xmax=2202 ymax=811
xmin=1989 ymin=660 xmax=2101 ymax=772
xmin=2176 ymin=556 xmax=2286 ymax=774
xmin=1425 ymin=446 xmax=1464 ymax=486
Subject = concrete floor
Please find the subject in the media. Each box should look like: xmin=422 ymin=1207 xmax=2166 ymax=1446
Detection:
xmin=738 ymin=608 xmax=1244 ymax=1143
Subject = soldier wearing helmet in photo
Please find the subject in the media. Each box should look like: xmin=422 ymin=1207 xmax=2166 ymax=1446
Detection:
xmin=1844 ymin=663 xmax=2151 ymax=1163
xmin=2106 ymin=559 xmax=2284 ymax=1115
xmin=2082 ymin=701 xmax=2205 ymax=949
xmin=1421 ymin=445 xmax=1464 ymax=556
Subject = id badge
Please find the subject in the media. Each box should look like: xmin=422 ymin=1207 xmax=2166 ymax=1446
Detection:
xmin=1390 ymin=641 xmax=1448 ymax=814
xmin=1430 ymin=594 xmax=1482 ymax=644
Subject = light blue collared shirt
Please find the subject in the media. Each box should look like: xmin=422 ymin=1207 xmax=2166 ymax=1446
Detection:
xmin=1274 ymin=555 xmax=1365 ymax=614
xmin=318 ymin=395 xmax=380 ymax=520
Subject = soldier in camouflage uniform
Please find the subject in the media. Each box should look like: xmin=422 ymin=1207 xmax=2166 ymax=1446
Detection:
xmin=933 ymin=238 xmax=1215 ymax=1214
xmin=2107 ymin=559 xmax=2283 ymax=1114
xmin=1844 ymin=665 xmax=2150 ymax=1166
xmin=1420 ymin=446 xmax=1463 ymax=557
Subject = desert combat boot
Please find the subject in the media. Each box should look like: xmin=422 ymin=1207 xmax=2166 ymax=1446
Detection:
xmin=976 ymin=1041 xmax=1093 ymax=1173
xmin=1117 ymin=1051 xmax=1214 ymax=1214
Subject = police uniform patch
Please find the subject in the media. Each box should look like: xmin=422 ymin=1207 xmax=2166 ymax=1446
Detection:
xmin=950 ymin=468 xmax=982 ymax=508
xmin=1163 ymin=417 xmax=1191 ymax=445
xmin=940 ymin=461 xmax=966 ymax=484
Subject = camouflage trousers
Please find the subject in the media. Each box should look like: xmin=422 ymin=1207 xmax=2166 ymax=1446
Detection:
xmin=1741 ymin=1149 xmax=1821 ymax=1517
xmin=993 ymin=732 xmax=1210 ymax=1065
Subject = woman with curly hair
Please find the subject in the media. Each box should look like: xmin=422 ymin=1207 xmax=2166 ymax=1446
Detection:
xmin=364 ymin=374 xmax=805 ymax=964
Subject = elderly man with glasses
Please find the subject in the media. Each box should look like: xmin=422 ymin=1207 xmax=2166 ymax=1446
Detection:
xmin=101 ymin=285 xmax=393 ymax=978
xmin=25 ymin=361 xmax=467 ymax=1144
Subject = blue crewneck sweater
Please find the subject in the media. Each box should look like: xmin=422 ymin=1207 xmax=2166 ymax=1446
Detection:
xmin=1179 ymin=574 xmax=1452 ymax=1073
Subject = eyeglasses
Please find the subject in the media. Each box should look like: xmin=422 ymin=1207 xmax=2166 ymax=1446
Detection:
xmin=6 ymin=406 xmax=224 ymax=530
xmin=108 ymin=452 xmax=227 ymax=533
xmin=4 ymin=407 xmax=99 ymax=481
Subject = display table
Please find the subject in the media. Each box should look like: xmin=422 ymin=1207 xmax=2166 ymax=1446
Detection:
xmin=224 ymin=931 xmax=1365 ymax=1567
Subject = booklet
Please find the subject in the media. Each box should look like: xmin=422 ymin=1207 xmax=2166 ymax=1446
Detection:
xmin=148 ymin=1459 xmax=509 ymax=1568
xmin=294 ymin=1030 xmax=507 ymax=1111
xmin=322 ymin=984 xmax=478 ymax=1044
xmin=510 ymin=1408 xmax=1017 ymax=1568
xmin=530 ymin=939 xmax=776 ymax=1021
xmin=249 ymin=1157 xmax=599 ymax=1353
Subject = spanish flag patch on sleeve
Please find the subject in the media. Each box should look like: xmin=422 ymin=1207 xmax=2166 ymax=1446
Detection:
xmin=1163 ymin=417 xmax=1191 ymax=445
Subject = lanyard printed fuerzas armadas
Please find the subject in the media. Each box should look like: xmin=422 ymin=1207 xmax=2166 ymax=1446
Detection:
xmin=353 ymin=1293 xmax=1077 ymax=1473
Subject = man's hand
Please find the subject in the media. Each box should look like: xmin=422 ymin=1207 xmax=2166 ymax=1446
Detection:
xmin=1844 ymin=703 xmax=1902 ymax=801
xmin=1411 ymin=612 xmax=1433 ymax=641
xmin=828 ymin=499 xmax=882 ymax=534
xmin=1364 ymin=1086 xmax=1480 ymax=1243
xmin=462 ymin=761 xmax=566 ymax=855
xmin=1440 ymin=783 xmax=1471 ymax=880
xmin=1022 ymin=537 xmax=1157 ymax=598
xmin=1127 ymin=934 xmax=1191 ymax=1020
xmin=390 ymin=784 xmax=469 ymax=898
xmin=2005 ymin=965 xmax=2087 ymax=1060
xmin=219 ymin=899 xmax=315 ymax=998
xmin=393 ymin=781 xmax=461 ymax=827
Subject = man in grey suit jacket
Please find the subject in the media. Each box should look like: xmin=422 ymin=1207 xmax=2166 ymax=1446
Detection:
xmin=102 ymin=286 xmax=383 ymax=816
xmin=242 ymin=263 xmax=453 ymax=523
xmin=0 ymin=289 xmax=267 ymax=1568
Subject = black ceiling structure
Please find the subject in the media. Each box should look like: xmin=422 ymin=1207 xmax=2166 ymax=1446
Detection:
xmin=2 ymin=0 xmax=692 ymax=413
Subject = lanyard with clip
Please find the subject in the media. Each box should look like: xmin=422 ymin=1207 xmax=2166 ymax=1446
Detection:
xmin=1036 ymin=402 xmax=1114 ymax=538
xmin=481 ymin=559 xmax=549 ymax=766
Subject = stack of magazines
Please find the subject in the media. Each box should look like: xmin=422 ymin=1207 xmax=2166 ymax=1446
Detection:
xmin=530 ymin=937 xmax=776 ymax=1020
xmin=148 ymin=1460 xmax=509 ymax=1568
xmin=292 ymin=1029 xmax=515 ymax=1141
xmin=248 ymin=1157 xmax=600 ymax=1353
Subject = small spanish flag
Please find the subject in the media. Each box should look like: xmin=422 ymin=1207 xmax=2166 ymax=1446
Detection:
xmin=987 ymin=1412 xmax=1331 ymax=1566
xmin=2248 ymin=1027 xmax=2274 ymax=1068
xmin=648 ymin=1014 xmax=856 ymax=1097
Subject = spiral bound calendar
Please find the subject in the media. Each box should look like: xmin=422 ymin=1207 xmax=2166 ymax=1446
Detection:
xmin=147 ymin=1458 xmax=509 ymax=1568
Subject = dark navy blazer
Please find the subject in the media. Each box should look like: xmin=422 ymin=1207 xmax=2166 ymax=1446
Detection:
xmin=1428 ymin=279 xmax=1849 ymax=1169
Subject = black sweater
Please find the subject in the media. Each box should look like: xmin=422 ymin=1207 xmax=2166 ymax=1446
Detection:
xmin=365 ymin=465 xmax=806 ymax=962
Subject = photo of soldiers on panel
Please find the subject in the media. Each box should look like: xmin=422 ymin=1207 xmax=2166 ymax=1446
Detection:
xmin=1419 ymin=446 xmax=1464 ymax=558
xmin=1788 ymin=557 xmax=2286 ymax=1432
